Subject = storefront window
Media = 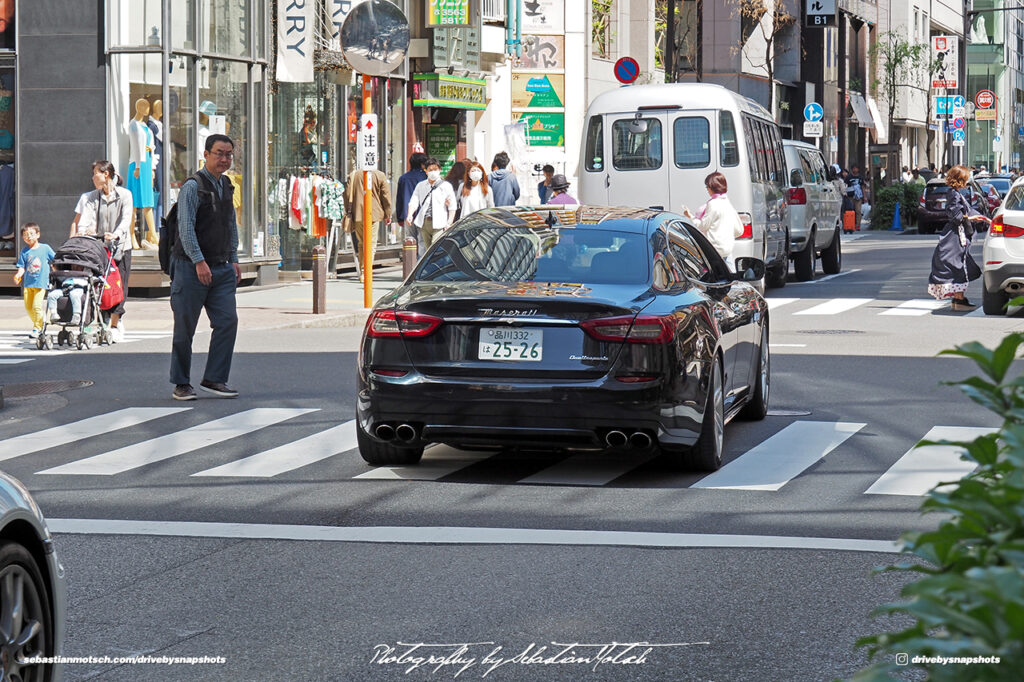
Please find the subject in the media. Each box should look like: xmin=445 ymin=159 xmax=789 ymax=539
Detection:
xmin=171 ymin=0 xmax=197 ymax=50
xmin=0 ymin=0 xmax=15 ymax=51
xmin=206 ymin=0 xmax=251 ymax=57
xmin=167 ymin=55 xmax=195 ymax=203
xmin=0 ymin=59 xmax=14 ymax=256
xmin=109 ymin=0 xmax=163 ymax=48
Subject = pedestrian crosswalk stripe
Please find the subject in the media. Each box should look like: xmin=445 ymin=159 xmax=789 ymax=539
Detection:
xmin=353 ymin=444 xmax=490 ymax=481
xmin=0 ymin=408 xmax=191 ymax=462
xmin=879 ymin=299 xmax=947 ymax=316
xmin=692 ymin=421 xmax=866 ymax=491
xmin=192 ymin=420 xmax=358 ymax=478
xmin=863 ymin=426 xmax=994 ymax=496
xmin=0 ymin=358 xmax=31 ymax=364
xmin=36 ymin=408 xmax=318 ymax=476
xmin=767 ymin=298 xmax=798 ymax=311
xmin=793 ymin=298 xmax=874 ymax=315
xmin=519 ymin=451 xmax=658 ymax=486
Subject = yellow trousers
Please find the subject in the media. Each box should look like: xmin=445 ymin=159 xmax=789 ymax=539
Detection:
xmin=23 ymin=287 xmax=45 ymax=331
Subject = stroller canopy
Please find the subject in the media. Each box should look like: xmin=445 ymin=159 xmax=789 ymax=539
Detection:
xmin=52 ymin=236 xmax=110 ymax=276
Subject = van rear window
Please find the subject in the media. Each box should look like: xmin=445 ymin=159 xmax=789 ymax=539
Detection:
xmin=672 ymin=117 xmax=710 ymax=169
xmin=612 ymin=118 xmax=663 ymax=170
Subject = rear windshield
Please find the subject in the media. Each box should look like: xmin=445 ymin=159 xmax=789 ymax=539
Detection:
xmin=415 ymin=225 xmax=650 ymax=285
xmin=925 ymin=183 xmax=952 ymax=196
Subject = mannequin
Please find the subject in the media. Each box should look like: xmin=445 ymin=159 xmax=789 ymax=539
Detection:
xmin=127 ymin=98 xmax=158 ymax=248
xmin=147 ymin=100 xmax=164 ymax=223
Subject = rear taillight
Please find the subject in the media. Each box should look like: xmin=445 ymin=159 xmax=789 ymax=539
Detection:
xmin=786 ymin=188 xmax=807 ymax=205
xmin=990 ymin=215 xmax=1024 ymax=238
xmin=366 ymin=310 xmax=443 ymax=338
xmin=736 ymin=211 xmax=753 ymax=239
xmin=580 ymin=314 xmax=675 ymax=344
xmin=919 ymin=194 xmax=926 ymax=207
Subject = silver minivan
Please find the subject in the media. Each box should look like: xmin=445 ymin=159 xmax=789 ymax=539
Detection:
xmin=781 ymin=140 xmax=843 ymax=281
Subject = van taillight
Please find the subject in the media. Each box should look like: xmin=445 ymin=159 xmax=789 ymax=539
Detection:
xmin=737 ymin=222 xmax=753 ymax=239
xmin=991 ymin=215 xmax=1024 ymax=238
xmin=786 ymin=188 xmax=807 ymax=205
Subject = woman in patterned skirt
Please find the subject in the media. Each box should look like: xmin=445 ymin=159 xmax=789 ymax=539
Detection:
xmin=927 ymin=165 xmax=990 ymax=311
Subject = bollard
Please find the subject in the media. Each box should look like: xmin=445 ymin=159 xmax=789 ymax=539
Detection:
xmin=402 ymin=237 xmax=418 ymax=278
xmin=312 ymin=245 xmax=327 ymax=314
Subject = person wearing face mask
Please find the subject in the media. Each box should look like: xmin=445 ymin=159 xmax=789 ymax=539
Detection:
xmin=457 ymin=162 xmax=495 ymax=216
xmin=406 ymin=158 xmax=457 ymax=255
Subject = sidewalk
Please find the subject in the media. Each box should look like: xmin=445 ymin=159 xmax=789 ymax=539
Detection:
xmin=0 ymin=266 xmax=406 ymax=333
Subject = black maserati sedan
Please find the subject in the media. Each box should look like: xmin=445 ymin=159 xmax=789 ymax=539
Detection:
xmin=357 ymin=206 xmax=769 ymax=471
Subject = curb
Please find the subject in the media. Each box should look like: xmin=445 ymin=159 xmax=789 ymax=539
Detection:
xmin=248 ymin=310 xmax=371 ymax=331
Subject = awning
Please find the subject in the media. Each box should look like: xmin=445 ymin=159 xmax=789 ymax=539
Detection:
xmin=848 ymin=92 xmax=874 ymax=130
xmin=865 ymin=96 xmax=887 ymax=142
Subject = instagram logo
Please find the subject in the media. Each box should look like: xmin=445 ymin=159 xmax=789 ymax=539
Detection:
xmin=895 ymin=653 xmax=909 ymax=666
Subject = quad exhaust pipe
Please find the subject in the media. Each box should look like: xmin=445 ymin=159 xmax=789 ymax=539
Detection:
xmin=375 ymin=424 xmax=396 ymax=441
xmin=395 ymin=424 xmax=417 ymax=442
xmin=375 ymin=423 xmax=419 ymax=443
xmin=604 ymin=430 xmax=652 ymax=450
xmin=629 ymin=431 xmax=652 ymax=449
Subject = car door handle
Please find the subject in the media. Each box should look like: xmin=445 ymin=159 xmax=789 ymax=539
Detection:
xmin=605 ymin=175 xmax=610 ymax=188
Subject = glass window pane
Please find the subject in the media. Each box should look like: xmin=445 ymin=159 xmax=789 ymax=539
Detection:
xmin=206 ymin=0 xmax=251 ymax=56
xmin=672 ymin=117 xmax=710 ymax=169
xmin=720 ymin=111 xmax=739 ymax=167
xmin=0 ymin=60 xmax=15 ymax=259
xmin=612 ymin=118 xmax=662 ymax=170
xmin=167 ymin=55 xmax=195 ymax=202
xmin=172 ymin=0 xmax=197 ymax=50
xmin=585 ymin=116 xmax=604 ymax=171
xmin=742 ymin=116 xmax=757 ymax=182
xmin=0 ymin=2 xmax=15 ymax=50
xmin=109 ymin=0 xmax=164 ymax=48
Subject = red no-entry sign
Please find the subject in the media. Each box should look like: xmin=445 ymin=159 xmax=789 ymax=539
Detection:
xmin=976 ymin=90 xmax=996 ymax=109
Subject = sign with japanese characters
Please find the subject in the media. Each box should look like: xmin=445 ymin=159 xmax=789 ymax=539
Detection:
xmin=521 ymin=0 xmax=564 ymax=34
xmin=426 ymin=124 xmax=459 ymax=175
xmin=521 ymin=35 xmax=565 ymax=69
xmin=427 ymin=0 xmax=471 ymax=27
xmin=514 ymin=112 xmax=566 ymax=146
xmin=358 ymin=114 xmax=378 ymax=170
xmin=511 ymin=73 xmax=565 ymax=108
xmin=931 ymin=36 xmax=959 ymax=89
xmin=805 ymin=0 xmax=836 ymax=27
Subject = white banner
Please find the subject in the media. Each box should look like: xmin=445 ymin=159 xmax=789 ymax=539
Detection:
xmin=277 ymin=0 xmax=315 ymax=82
xmin=325 ymin=0 xmax=355 ymax=51
xmin=931 ymin=35 xmax=958 ymax=89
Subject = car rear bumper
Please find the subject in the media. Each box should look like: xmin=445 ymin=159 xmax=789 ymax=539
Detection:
xmin=983 ymin=260 xmax=1024 ymax=292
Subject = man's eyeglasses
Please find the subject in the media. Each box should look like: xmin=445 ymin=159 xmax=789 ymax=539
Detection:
xmin=210 ymin=151 xmax=234 ymax=159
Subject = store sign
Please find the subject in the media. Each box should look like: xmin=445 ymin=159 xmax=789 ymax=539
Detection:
xmin=324 ymin=0 xmax=355 ymax=51
xmin=277 ymin=0 xmax=315 ymax=82
xmin=358 ymin=114 xmax=378 ymax=170
xmin=514 ymin=112 xmax=565 ymax=147
xmin=427 ymin=0 xmax=471 ymax=27
xmin=521 ymin=0 xmax=564 ymax=33
xmin=412 ymin=74 xmax=487 ymax=110
xmin=976 ymin=109 xmax=998 ymax=121
xmin=805 ymin=0 xmax=836 ymax=27
xmin=521 ymin=35 xmax=565 ymax=69
xmin=931 ymin=36 xmax=958 ymax=89
xmin=426 ymin=123 xmax=459 ymax=175
xmin=433 ymin=25 xmax=481 ymax=72
xmin=511 ymin=73 xmax=564 ymax=108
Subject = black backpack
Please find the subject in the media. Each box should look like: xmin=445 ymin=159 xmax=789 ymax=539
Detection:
xmin=159 ymin=172 xmax=207 ymax=276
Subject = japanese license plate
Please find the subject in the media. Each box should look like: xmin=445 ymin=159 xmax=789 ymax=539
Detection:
xmin=478 ymin=327 xmax=543 ymax=361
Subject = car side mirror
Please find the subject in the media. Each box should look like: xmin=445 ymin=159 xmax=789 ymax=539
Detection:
xmin=734 ymin=257 xmax=766 ymax=282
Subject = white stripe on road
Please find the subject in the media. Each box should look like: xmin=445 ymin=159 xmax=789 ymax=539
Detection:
xmin=192 ymin=420 xmax=358 ymax=478
xmin=519 ymin=452 xmax=658 ymax=486
xmin=793 ymin=298 xmax=873 ymax=315
xmin=965 ymin=306 xmax=989 ymax=318
xmin=47 ymin=519 xmax=902 ymax=553
xmin=36 ymin=408 xmax=317 ymax=476
xmin=0 ymin=358 xmax=31 ymax=364
xmin=864 ymin=426 xmax=995 ymax=496
xmin=879 ymin=299 xmax=947 ymax=316
xmin=0 ymin=408 xmax=191 ymax=462
xmin=692 ymin=421 xmax=866 ymax=491
xmin=766 ymin=298 xmax=799 ymax=311
xmin=353 ymin=444 xmax=490 ymax=481
xmin=788 ymin=269 xmax=862 ymax=285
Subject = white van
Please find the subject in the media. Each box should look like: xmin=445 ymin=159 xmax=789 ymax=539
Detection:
xmin=579 ymin=83 xmax=788 ymax=287
xmin=781 ymin=140 xmax=843 ymax=281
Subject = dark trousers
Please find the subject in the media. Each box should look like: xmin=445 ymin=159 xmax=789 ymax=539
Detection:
xmin=169 ymin=257 xmax=238 ymax=386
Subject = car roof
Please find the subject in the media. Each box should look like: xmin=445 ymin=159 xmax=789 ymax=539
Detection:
xmin=782 ymin=140 xmax=820 ymax=152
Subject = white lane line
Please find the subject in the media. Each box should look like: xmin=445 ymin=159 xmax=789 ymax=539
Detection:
xmin=879 ymin=299 xmax=947 ymax=316
xmin=693 ymin=421 xmax=866 ymax=491
xmin=192 ymin=420 xmax=358 ymax=478
xmin=864 ymin=426 xmax=995 ymax=496
xmin=36 ymin=408 xmax=317 ymax=476
xmin=766 ymin=298 xmax=799 ymax=311
xmin=0 ymin=358 xmax=31 ymax=364
xmin=353 ymin=444 xmax=491 ymax=481
xmin=47 ymin=519 xmax=902 ymax=553
xmin=0 ymin=408 xmax=191 ymax=462
xmin=519 ymin=452 xmax=658 ymax=486
xmin=793 ymin=298 xmax=874 ymax=315
xmin=965 ymin=306 xmax=989 ymax=318
xmin=789 ymin=269 xmax=862 ymax=285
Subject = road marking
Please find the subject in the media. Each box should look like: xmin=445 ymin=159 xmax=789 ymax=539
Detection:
xmin=353 ymin=444 xmax=490 ymax=480
xmin=192 ymin=420 xmax=358 ymax=478
xmin=36 ymin=408 xmax=317 ymax=476
xmin=864 ymin=426 xmax=994 ymax=496
xmin=879 ymin=299 xmax=947 ymax=316
xmin=793 ymin=298 xmax=873 ymax=315
xmin=789 ymin=269 xmax=862 ymax=285
xmin=692 ymin=421 xmax=866 ymax=491
xmin=0 ymin=358 xmax=31 ymax=364
xmin=766 ymin=298 xmax=799 ymax=311
xmin=0 ymin=408 xmax=191 ymax=462
xmin=965 ymin=306 xmax=988 ymax=318
xmin=47 ymin=519 xmax=902 ymax=553
xmin=519 ymin=452 xmax=658 ymax=486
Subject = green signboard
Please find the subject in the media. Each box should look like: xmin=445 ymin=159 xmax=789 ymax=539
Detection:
xmin=427 ymin=0 xmax=471 ymax=27
xmin=511 ymin=73 xmax=564 ymax=108
xmin=515 ymin=112 xmax=565 ymax=147
xmin=426 ymin=123 xmax=459 ymax=175
xmin=413 ymin=73 xmax=488 ymax=110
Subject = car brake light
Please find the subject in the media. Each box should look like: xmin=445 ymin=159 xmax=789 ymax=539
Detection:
xmin=919 ymin=194 xmax=926 ymax=207
xmin=786 ymin=188 xmax=807 ymax=205
xmin=990 ymin=215 xmax=1024 ymax=237
xmin=366 ymin=310 xmax=443 ymax=338
xmin=580 ymin=314 xmax=675 ymax=344
xmin=373 ymin=369 xmax=409 ymax=377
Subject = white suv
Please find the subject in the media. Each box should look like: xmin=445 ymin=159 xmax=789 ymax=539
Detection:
xmin=781 ymin=140 xmax=843 ymax=282
xmin=982 ymin=176 xmax=1024 ymax=314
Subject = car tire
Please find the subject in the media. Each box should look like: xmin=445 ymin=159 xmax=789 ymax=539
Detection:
xmin=679 ymin=359 xmax=725 ymax=472
xmin=766 ymin=235 xmax=788 ymax=289
xmin=357 ymin=423 xmax=424 ymax=466
xmin=740 ymin=324 xmax=769 ymax=421
xmin=982 ymin=280 xmax=1009 ymax=316
xmin=0 ymin=542 xmax=54 ymax=682
xmin=820 ymin=227 xmax=842 ymax=275
xmin=793 ymin=232 xmax=816 ymax=281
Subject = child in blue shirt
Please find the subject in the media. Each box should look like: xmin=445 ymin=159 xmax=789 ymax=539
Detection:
xmin=13 ymin=223 xmax=55 ymax=338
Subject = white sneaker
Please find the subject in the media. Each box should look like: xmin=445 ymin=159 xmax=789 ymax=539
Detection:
xmin=110 ymin=325 xmax=122 ymax=343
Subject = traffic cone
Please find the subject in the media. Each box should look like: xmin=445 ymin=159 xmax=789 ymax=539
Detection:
xmin=890 ymin=201 xmax=903 ymax=232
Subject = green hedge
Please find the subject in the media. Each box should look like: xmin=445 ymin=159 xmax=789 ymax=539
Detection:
xmin=869 ymin=183 xmax=926 ymax=230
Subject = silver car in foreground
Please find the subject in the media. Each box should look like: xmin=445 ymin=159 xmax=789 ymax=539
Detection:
xmin=0 ymin=470 xmax=66 ymax=681
xmin=780 ymin=140 xmax=843 ymax=283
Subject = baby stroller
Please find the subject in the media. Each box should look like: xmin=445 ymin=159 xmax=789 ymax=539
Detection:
xmin=38 ymin=236 xmax=120 ymax=350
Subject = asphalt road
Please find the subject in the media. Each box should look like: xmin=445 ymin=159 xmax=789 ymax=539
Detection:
xmin=0 ymin=231 xmax=1017 ymax=681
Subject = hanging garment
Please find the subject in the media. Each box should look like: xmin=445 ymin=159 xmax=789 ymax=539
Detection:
xmin=126 ymin=119 xmax=155 ymax=208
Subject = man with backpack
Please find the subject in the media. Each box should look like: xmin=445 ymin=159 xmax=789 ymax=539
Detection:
xmin=167 ymin=134 xmax=240 ymax=401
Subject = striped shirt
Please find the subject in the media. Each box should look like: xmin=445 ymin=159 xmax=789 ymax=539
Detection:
xmin=177 ymin=168 xmax=239 ymax=264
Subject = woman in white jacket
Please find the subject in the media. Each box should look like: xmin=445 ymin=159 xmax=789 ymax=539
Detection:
xmin=456 ymin=161 xmax=495 ymax=216
xmin=682 ymin=171 xmax=744 ymax=269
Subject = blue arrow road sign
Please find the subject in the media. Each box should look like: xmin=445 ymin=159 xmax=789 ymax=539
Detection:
xmin=803 ymin=103 xmax=823 ymax=122
xmin=953 ymin=129 xmax=966 ymax=142
xmin=952 ymin=95 xmax=966 ymax=108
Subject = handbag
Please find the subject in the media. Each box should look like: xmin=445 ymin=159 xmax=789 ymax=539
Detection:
xmin=100 ymin=251 xmax=124 ymax=310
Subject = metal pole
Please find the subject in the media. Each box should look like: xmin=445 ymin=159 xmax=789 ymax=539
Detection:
xmin=666 ymin=0 xmax=675 ymax=83
xmin=312 ymin=245 xmax=327 ymax=314
xmin=363 ymin=74 xmax=374 ymax=309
